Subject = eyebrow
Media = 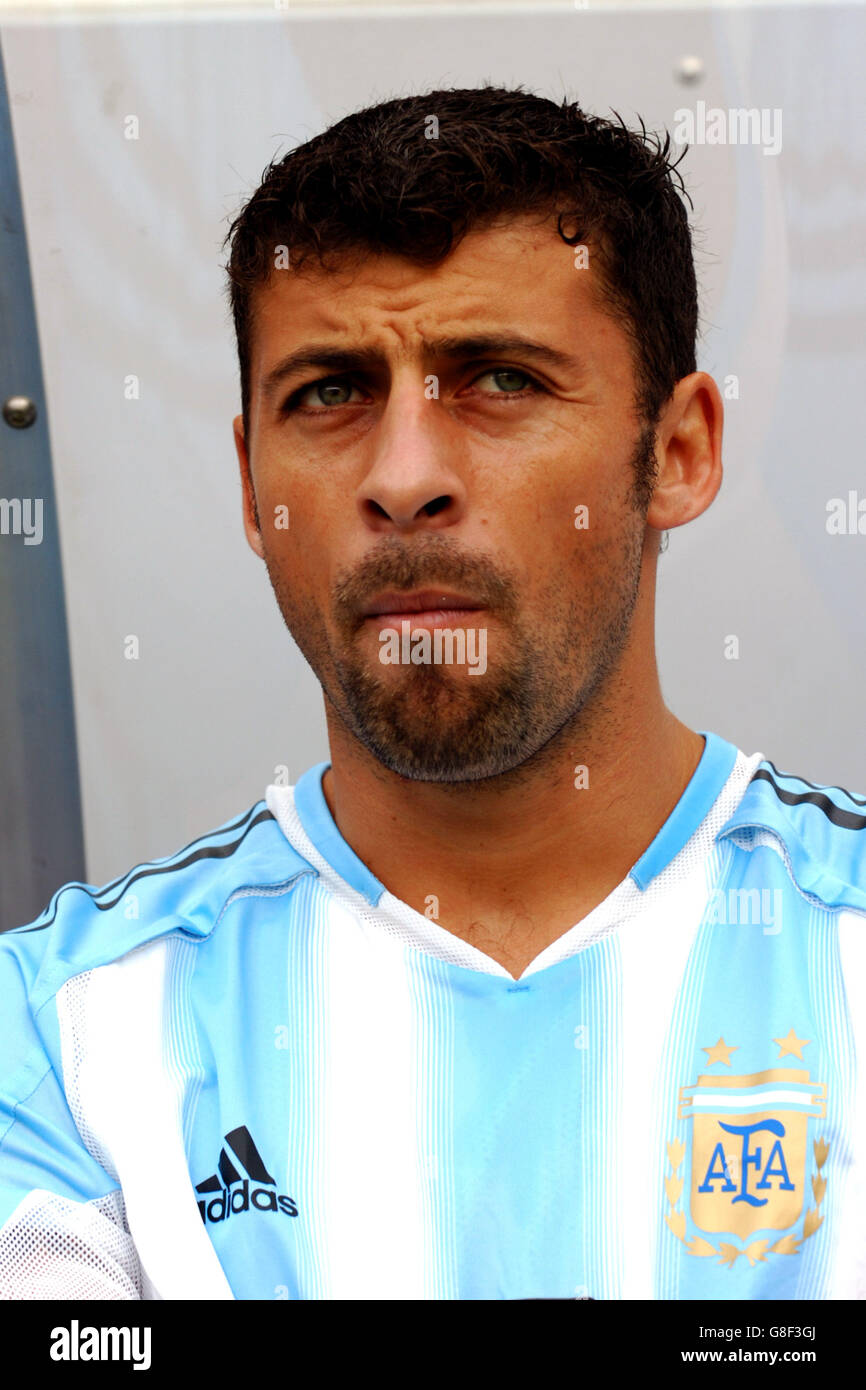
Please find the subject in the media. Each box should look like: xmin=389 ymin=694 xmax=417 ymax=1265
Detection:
xmin=260 ymin=334 xmax=582 ymax=404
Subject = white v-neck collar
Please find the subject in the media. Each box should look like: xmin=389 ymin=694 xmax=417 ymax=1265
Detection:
xmin=267 ymin=733 xmax=762 ymax=978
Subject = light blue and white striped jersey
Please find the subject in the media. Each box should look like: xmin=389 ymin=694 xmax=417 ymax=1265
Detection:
xmin=1 ymin=728 xmax=865 ymax=1301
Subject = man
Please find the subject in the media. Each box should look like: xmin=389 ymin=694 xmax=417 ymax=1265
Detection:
xmin=1 ymin=86 xmax=864 ymax=1301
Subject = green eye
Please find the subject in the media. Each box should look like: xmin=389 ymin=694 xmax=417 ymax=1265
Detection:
xmin=311 ymin=380 xmax=354 ymax=406
xmin=487 ymin=369 xmax=530 ymax=392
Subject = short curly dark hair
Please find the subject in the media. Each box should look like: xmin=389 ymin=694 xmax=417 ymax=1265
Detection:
xmin=222 ymin=85 xmax=697 ymax=491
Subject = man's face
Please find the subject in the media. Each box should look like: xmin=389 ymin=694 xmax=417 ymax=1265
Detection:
xmin=235 ymin=215 xmax=659 ymax=782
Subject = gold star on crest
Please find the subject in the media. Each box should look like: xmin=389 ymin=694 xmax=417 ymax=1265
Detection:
xmin=774 ymin=1027 xmax=810 ymax=1060
xmin=702 ymin=1036 xmax=737 ymax=1067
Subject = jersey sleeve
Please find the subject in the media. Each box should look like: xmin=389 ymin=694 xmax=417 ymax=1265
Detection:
xmin=0 ymin=932 xmax=143 ymax=1299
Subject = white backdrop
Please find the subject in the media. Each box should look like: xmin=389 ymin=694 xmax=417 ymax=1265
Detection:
xmin=2 ymin=1 xmax=864 ymax=886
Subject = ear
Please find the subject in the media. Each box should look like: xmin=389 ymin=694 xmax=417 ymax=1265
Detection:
xmin=233 ymin=414 xmax=264 ymax=559
xmin=644 ymin=372 xmax=723 ymax=533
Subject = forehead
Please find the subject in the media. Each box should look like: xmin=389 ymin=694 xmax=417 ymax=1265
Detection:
xmin=248 ymin=216 xmax=629 ymax=371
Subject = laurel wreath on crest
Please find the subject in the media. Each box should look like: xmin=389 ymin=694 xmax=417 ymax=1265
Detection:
xmin=663 ymin=1136 xmax=830 ymax=1267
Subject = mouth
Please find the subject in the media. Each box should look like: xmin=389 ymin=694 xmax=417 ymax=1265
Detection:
xmin=361 ymin=589 xmax=486 ymax=628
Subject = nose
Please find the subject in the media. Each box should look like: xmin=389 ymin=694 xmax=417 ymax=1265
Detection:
xmin=357 ymin=375 xmax=468 ymax=533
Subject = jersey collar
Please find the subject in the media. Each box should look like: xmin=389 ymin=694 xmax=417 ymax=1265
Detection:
xmin=292 ymin=761 xmax=386 ymax=904
xmin=627 ymin=730 xmax=738 ymax=888
xmin=292 ymin=729 xmax=740 ymax=904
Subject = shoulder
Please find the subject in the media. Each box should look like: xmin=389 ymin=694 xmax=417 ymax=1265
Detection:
xmin=719 ymin=754 xmax=866 ymax=914
xmin=0 ymin=798 xmax=316 ymax=1013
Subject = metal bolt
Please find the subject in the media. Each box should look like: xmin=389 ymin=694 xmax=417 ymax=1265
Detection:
xmin=3 ymin=395 xmax=37 ymax=429
xmin=676 ymin=55 xmax=705 ymax=84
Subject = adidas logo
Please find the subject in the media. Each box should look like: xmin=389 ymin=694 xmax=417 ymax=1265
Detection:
xmin=194 ymin=1125 xmax=298 ymax=1224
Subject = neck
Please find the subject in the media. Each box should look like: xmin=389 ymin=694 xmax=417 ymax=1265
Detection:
xmin=317 ymin=672 xmax=705 ymax=979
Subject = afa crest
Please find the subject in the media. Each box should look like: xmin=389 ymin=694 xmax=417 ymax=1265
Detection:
xmin=664 ymin=1032 xmax=828 ymax=1267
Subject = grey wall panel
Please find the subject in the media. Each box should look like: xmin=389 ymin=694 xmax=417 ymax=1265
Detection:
xmin=0 ymin=3 xmax=862 ymax=891
xmin=0 ymin=38 xmax=84 ymax=929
